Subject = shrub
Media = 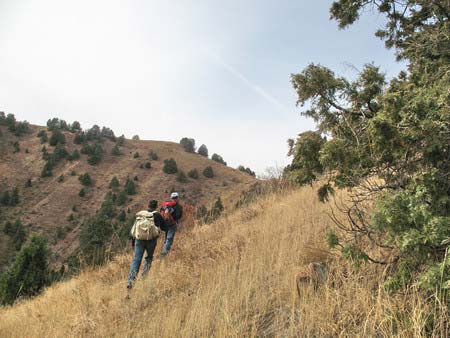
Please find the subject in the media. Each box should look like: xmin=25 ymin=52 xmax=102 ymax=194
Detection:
xmin=144 ymin=161 xmax=151 ymax=169
xmin=37 ymin=130 xmax=48 ymax=144
xmin=180 ymin=137 xmax=196 ymax=153
xmin=188 ymin=169 xmax=199 ymax=179
xmin=117 ymin=210 xmax=126 ymax=222
xmin=163 ymin=158 xmax=178 ymax=174
xmin=79 ymin=173 xmax=93 ymax=186
xmin=70 ymin=170 xmax=76 ymax=176
xmin=203 ymin=166 xmax=214 ymax=178
xmin=25 ymin=178 xmax=32 ymax=188
xmin=80 ymin=143 xmax=92 ymax=155
xmin=212 ymin=153 xmax=227 ymax=165
xmin=117 ymin=135 xmax=126 ymax=146
xmin=149 ymin=150 xmax=158 ymax=160
xmin=67 ymin=149 xmax=80 ymax=161
xmin=111 ymin=145 xmax=121 ymax=156
xmin=109 ymin=176 xmax=120 ymax=190
xmin=116 ymin=190 xmax=127 ymax=205
xmin=177 ymin=170 xmax=188 ymax=183
xmin=57 ymin=175 xmax=64 ymax=183
xmin=70 ymin=121 xmax=82 ymax=133
xmin=87 ymin=143 xmax=104 ymax=165
xmin=78 ymin=188 xmax=86 ymax=197
xmin=73 ymin=132 xmax=86 ymax=145
xmin=12 ymin=141 xmax=20 ymax=153
xmin=238 ymin=165 xmax=256 ymax=177
xmin=198 ymin=144 xmax=208 ymax=157
xmin=3 ymin=220 xmax=26 ymax=251
xmin=41 ymin=162 xmax=53 ymax=177
xmin=49 ymin=130 xmax=66 ymax=146
xmin=124 ymin=178 xmax=136 ymax=195
xmin=133 ymin=152 xmax=140 ymax=158
xmin=0 ymin=235 xmax=50 ymax=305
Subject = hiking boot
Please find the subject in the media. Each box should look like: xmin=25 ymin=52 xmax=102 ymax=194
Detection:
xmin=160 ymin=252 xmax=168 ymax=259
xmin=127 ymin=282 xmax=133 ymax=290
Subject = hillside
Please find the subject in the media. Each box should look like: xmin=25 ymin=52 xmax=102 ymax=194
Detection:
xmin=0 ymin=122 xmax=256 ymax=270
xmin=1 ymin=185 xmax=444 ymax=337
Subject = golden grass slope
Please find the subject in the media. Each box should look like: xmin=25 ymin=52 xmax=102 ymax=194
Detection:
xmin=2 ymin=184 xmax=448 ymax=337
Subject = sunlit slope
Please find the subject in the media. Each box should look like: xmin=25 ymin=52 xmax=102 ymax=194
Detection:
xmin=0 ymin=186 xmax=331 ymax=337
xmin=0 ymin=124 xmax=256 ymax=267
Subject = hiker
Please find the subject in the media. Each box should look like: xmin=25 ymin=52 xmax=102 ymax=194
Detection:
xmin=160 ymin=192 xmax=183 ymax=257
xmin=127 ymin=199 xmax=167 ymax=289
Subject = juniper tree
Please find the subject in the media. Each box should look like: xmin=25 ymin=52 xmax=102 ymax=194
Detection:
xmin=288 ymin=0 xmax=450 ymax=292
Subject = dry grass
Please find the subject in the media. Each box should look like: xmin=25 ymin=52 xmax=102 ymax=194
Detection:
xmin=0 ymin=185 xmax=448 ymax=337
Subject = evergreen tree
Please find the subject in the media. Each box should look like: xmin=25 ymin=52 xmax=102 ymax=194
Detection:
xmin=67 ymin=149 xmax=80 ymax=161
xmin=198 ymin=144 xmax=208 ymax=157
xmin=0 ymin=235 xmax=50 ymax=305
xmin=180 ymin=137 xmax=196 ymax=153
xmin=37 ymin=130 xmax=48 ymax=144
xmin=79 ymin=173 xmax=93 ymax=186
xmin=87 ymin=143 xmax=104 ymax=165
xmin=177 ymin=170 xmax=188 ymax=183
xmin=116 ymin=190 xmax=127 ymax=206
xmin=287 ymin=0 xmax=450 ymax=292
xmin=203 ymin=166 xmax=214 ymax=178
xmin=212 ymin=153 xmax=227 ymax=165
xmin=163 ymin=158 xmax=178 ymax=174
xmin=124 ymin=178 xmax=136 ymax=195
xmin=49 ymin=130 xmax=66 ymax=146
xmin=188 ymin=169 xmax=199 ymax=179
xmin=111 ymin=144 xmax=121 ymax=156
xmin=109 ymin=176 xmax=120 ymax=190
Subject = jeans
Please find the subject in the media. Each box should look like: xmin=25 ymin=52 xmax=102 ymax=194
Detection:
xmin=128 ymin=238 xmax=158 ymax=284
xmin=162 ymin=224 xmax=177 ymax=255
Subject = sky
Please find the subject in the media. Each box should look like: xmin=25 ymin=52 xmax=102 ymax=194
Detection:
xmin=0 ymin=0 xmax=406 ymax=175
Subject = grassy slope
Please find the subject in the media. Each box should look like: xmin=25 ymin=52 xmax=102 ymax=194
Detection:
xmin=0 ymin=125 xmax=256 ymax=268
xmin=1 ymin=185 xmax=444 ymax=337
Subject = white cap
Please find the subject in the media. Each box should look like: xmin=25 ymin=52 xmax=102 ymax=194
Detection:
xmin=171 ymin=192 xmax=179 ymax=199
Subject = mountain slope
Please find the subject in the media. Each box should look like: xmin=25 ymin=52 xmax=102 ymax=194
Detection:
xmin=0 ymin=124 xmax=256 ymax=269
xmin=1 ymin=185 xmax=441 ymax=337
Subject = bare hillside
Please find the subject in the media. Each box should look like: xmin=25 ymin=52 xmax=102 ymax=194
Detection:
xmin=0 ymin=124 xmax=256 ymax=269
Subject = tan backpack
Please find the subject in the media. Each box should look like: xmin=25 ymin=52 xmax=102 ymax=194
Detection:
xmin=130 ymin=210 xmax=160 ymax=240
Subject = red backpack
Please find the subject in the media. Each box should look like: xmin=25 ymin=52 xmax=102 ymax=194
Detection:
xmin=160 ymin=200 xmax=177 ymax=226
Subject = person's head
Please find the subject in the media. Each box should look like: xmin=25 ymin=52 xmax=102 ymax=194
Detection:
xmin=170 ymin=192 xmax=179 ymax=202
xmin=148 ymin=199 xmax=158 ymax=210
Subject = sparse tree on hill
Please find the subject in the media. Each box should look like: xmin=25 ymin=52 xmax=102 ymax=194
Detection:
xmin=73 ymin=132 xmax=86 ymax=145
xmin=124 ymin=178 xmax=136 ymax=195
xmin=132 ymin=135 xmax=140 ymax=141
xmin=163 ymin=158 xmax=178 ymax=174
xmin=180 ymin=137 xmax=196 ymax=153
xmin=203 ymin=166 xmax=214 ymax=178
xmin=212 ymin=153 xmax=227 ymax=166
xmin=79 ymin=173 xmax=93 ymax=186
xmin=149 ymin=150 xmax=158 ymax=160
xmin=117 ymin=135 xmax=126 ymax=146
xmin=87 ymin=143 xmax=104 ymax=165
xmin=238 ymin=165 xmax=256 ymax=177
xmin=70 ymin=121 xmax=82 ymax=133
xmin=177 ymin=170 xmax=188 ymax=183
xmin=111 ymin=144 xmax=121 ymax=156
xmin=109 ymin=176 xmax=120 ymax=190
xmin=67 ymin=149 xmax=80 ymax=161
xmin=198 ymin=144 xmax=208 ymax=157
xmin=49 ymin=130 xmax=66 ymax=146
xmin=37 ymin=130 xmax=48 ymax=144
xmin=188 ymin=169 xmax=199 ymax=179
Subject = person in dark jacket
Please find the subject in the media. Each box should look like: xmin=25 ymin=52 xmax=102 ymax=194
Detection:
xmin=160 ymin=192 xmax=183 ymax=257
xmin=127 ymin=199 xmax=166 ymax=289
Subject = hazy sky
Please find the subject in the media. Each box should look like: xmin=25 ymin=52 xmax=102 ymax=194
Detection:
xmin=0 ymin=0 xmax=405 ymax=175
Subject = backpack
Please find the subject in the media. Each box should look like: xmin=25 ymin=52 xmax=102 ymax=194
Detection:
xmin=160 ymin=200 xmax=177 ymax=226
xmin=130 ymin=210 xmax=160 ymax=240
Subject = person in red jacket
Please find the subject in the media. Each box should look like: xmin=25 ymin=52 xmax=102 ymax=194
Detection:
xmin=160 ymin=192 xmax=183 ymax=257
